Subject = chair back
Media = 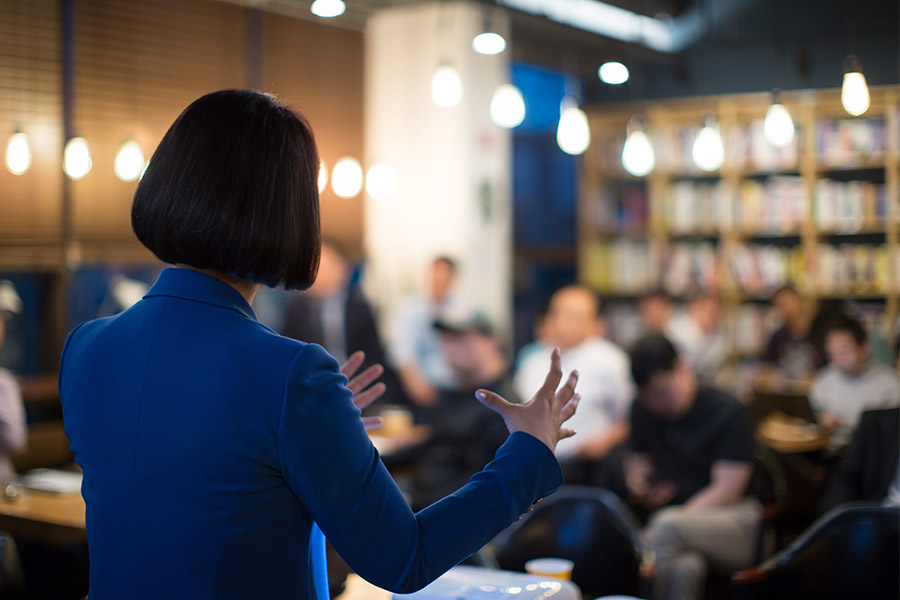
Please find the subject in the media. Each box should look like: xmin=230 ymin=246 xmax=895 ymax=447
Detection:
xmin=734 ymin=503 xmax=900 ymax=600
xmin=492 ymin=486 xmax=643 ymax=599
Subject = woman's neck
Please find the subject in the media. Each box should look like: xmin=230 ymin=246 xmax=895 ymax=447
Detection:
xmin=178 ymin=265 xmax=262 ymax=305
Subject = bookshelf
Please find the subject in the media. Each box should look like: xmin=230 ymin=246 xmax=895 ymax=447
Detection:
xmin=579 ymin=86 xmax=900 ymax=363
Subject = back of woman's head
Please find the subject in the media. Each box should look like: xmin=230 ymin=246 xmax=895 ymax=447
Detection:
xmin=132 ymin=89 xmax=321 ymax=290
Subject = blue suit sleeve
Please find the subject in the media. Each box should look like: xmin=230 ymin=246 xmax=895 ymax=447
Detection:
xmin=278 ymin=343 xmax=564 ymax=594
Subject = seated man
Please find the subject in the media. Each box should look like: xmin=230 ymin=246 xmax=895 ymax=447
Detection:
xmin=625 ymin=334 xmax=759 ymax=600
xmin=410 ymin=310 xmax=511 ymax=509
xmin=666 ymin=293 xmax=727 ymax=384
xmin=515 ymin=286 xmax=634 ymax=487
xmin=810 ymin=316 xmax=900 ymax=450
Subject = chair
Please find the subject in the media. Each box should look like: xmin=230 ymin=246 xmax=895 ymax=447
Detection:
xmin=487 ymin=486 xmax=645 ymax=599
xmin=732 ymin=503 xmax=900 ymax=600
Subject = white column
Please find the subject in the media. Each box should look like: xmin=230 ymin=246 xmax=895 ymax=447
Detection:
xmin=364 ymin=1 xmax=512 ymax=338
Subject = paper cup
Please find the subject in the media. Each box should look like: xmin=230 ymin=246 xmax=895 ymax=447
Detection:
xmin=524 ymin=558 xmax=574 ymax=580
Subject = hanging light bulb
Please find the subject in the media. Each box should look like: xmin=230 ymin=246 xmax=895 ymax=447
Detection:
xmin=599 ymin=62 xmax=629 ymax=85
xmin=5 ymin=131 xmax=32 ymax=175
xmin=621 ymin=115 xmax=655 ymax=177
xmin=310 ymin=0 xmax=345 ymax=18
xmin=763 ymin=91 xmax=795 ymax=148
xmin=114 ymin=140 xmax=145 ymax=182
xmin=691 ymin=113 xmax=724 ymax=172
xmin=841 ymin=55 xmax=870 ymax=117
xmin=318 ymin=160 xmax=328 ymax=193
xmin=431 ymin=64 xmax=463 ymax=108
xmin=557 ymin=97 xmax=590 ymax=155
xmin=490 ymin=84 xmax=526 ymax=129
xmin=331 ymin=156 xmax=363 ymax=198
xmin=63 ymin=136 xmax=92 ymax=179
xmin=473 ymin=32 xmax=506 ymax=55
xmin=365 ymin=163 xmax=397 ymax=200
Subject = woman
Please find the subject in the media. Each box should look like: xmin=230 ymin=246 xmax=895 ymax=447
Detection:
xmin=59 ymin=90 xmax=579 ymax=599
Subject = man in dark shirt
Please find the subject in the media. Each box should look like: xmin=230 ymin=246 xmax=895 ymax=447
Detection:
xmin=625 ymin=334 xmax=760 ymax=600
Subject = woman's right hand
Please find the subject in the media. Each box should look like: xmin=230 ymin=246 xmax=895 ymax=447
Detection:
xmin=475 ymin=348 xmax=579 ymax=453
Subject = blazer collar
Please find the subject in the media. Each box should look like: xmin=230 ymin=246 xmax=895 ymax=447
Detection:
xmin=143 ymin=267 xmax=258 ymax=321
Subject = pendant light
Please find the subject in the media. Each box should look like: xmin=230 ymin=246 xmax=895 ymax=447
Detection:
xmin=365 ymin=163 xmax=397 ymax=200
xmin=5 ymin=130 xmax=32 ymax=175
xmin=691 ymin=112 xmax=724 ymax=172
xmin=490 ymin=83 xmax=526 ymax=129
xmin=557 ymin=96 xmax=590 ymax=156
xmin=599 ymin=62 xmax=629 ymax=85
xmin=473 ymin=10 xmax=506 ymax=55
xmin=432 ymin=63 xmax=463 ymax=108
xmin=841 ymin=55 xmax=870 ymax=117
xmin=763 ymin=90 xmax=795 ymax=148
xmin=310 ymin=0 xmax=345 ymax=18
xmin=114 ymin=140 xmax=145 ymax=182
xmin=63 ymin=136 xmax=92 ymax=179
xmin=622 ymin=115 xmax=655 ymax=177
xmin=331 ymin=156 xmax=363 ymax=198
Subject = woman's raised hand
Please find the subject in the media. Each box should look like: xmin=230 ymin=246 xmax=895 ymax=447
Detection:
xmin=341 ymin=351 xmax=387 ymax=430
xmin=475 ymin=348 xmax=579 ymax=452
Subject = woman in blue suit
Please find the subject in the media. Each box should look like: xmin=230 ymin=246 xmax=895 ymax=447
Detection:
xmin=59 ymin=90 xmax=580 ymax=599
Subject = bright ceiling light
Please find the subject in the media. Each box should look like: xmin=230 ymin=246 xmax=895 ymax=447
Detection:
xmin=365 ymin=163 xmax=397 ymax=200
xmin=763 ymin=94 xmax=795 ymax=148
xmin=841 ymin=55 xmax=870 ymax=117
xmin=621 ymin=116 xmax=655 ymax=176
xmin=473 ymin=32 xmax=506 ymax=55
xmin=691 ymin=115 xmax=724 ymax=172
xmin=599 ymin=61 xmax=629 ymax=85
xmin=557 ymin=98 xmax=590 ymax=155
xmin=318 ymin=160 xmax=328 ymax=193
xmin=5 ymin=131 xmax=31 ymax=175
xmin=490 ymin=84 xmax=526 ymax=129
xmin=331 ymin=156 xmax=363 ymax=198
xmin=63 ymin=136 xmax=92 ymax=179
xmin=431 ymin=64 xmax=463 ymax=108
xmin=310 ymin=0 xmax=345 ymax=18
xmin=114 ymin=140 xmax=145 ymax=182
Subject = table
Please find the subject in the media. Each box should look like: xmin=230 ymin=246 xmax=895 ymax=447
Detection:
xmin=0 ymin=489 xmax=86 ymax=545
xmin=337 ymin=566 xmax=582 ymax=600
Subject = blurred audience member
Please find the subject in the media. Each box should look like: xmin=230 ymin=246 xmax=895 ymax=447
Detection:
xmin=390 ymin=257 xmax=464 ymax=407
xmin=625 ymin=334 xmax=758 ymax=600
xmin=639 ymin=289 xmax=674 ymax=336
xmin=0 ymin=301 xmax=26 ymax=483
xmin=515 ymin=300 xmax=551 ymax=371
xmin=282 ymin=240 xmax=404 ymax=405
xmin=411 ymin=310 xmax=511 ymax=508
xmin=820 ymin=407 xmax=900 ymax=513
xmin=514 ymin=286 xmax=633 ymax=485
xmin=762 ymin=286 xmax=822 ymax=377
xmin=667 ymin=293 xmax=726 ymax=384
xmin=811 ymin=317 xmax=900 ymax=450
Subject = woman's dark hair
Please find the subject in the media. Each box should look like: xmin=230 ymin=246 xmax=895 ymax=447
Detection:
xmin=630 ymin=333 xmax=679 ymax=388
xmin=132 ymin=89 xmax=321 ymax=290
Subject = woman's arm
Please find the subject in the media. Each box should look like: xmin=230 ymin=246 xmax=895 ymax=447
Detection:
xmin=279 ymin=343 xmax=572 ymax=594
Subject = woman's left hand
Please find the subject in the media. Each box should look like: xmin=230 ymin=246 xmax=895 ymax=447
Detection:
xmin=341 ymin=351 xmax=387 ymax=430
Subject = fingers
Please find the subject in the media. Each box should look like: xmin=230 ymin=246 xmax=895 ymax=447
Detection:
xmin=347 ymin=363 xmax=385 ymax=395
xmin=536 ymin=348 xmax=563 ymax=400
xmin=554 ymin=370 xmax=579 ymax=407
xmin=559 ymin=427 xmax=577 ymax=440
xmin=475 ymin=389 xmax=516 ymax=415
xmin=560 ymin=393 xmax=580 ymax=423
xmin=354 ymin=382 xmax=387 ymax=411
xmin=362 ymin=416 xmax=383 ymax=430
xmin=340 ymin=351 xmax=366 ymax=379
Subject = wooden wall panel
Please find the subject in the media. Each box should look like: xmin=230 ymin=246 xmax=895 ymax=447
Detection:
xmin=262 ymin=13 xmax=365 ymax=256
xmin=0 ymin=0 xmax=64 ymax=245
xmin=72 ymin=0 xmax=248 ymax=242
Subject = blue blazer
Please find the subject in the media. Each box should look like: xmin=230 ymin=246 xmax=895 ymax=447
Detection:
xmin=59 ymin=268 xmax=563 ymax=599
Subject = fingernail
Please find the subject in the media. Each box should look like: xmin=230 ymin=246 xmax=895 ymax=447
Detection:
xmin=475 ymin=391 xmax=486 ymax=400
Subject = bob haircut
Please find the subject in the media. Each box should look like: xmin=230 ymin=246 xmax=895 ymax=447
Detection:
xmin=132 ymin=89 xmax=321 ymax=290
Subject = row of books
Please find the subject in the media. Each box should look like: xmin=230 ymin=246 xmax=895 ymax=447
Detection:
xmin=588 ymin=186 xmax=649 ymax=232
xmin=582 ymin=240 xmax=900 ymax=296
xmin=658 ymin=177 xmax=893 ymax=235
xmin=816 ymin=118 xmax=887 ymax=167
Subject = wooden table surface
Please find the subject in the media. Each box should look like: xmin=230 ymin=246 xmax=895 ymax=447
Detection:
xmin=0 ymin=489 xmax=86 ymax=545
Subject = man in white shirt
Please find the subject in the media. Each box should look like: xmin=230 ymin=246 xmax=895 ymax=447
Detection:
xmin=389 ymin=257 xmax=466 ymax=406
xmin=811 ymin=317 xmax=900 ymax=449
xmin=514 ymin=286 xmax=634 ymax=483
xmin=666 ymin=293 xmax=727 ymax=384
